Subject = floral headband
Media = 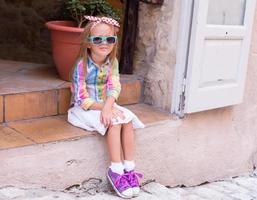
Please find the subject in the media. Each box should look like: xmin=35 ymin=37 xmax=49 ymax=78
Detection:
xmin=85 ymin=16 xmax=120 ymax=32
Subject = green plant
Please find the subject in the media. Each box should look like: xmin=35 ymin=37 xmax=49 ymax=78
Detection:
xmin=65 ymin=0 xmax=121 ymax=28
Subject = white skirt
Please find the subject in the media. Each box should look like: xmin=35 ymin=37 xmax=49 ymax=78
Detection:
xmin=67 ymin=104 xmax=145 ymax=135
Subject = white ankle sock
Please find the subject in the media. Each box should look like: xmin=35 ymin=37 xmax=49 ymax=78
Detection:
xmin=123 ymin=160 xmax=135 ymax=172
xmin=110 ymin=162 xmax=124 ymax=175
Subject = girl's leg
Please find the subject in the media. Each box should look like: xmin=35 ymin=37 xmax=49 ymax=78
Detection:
xmin=106 ymin=124 xmax=134 ymax=198
xmin=106 ymin=124 xmax=122 ymax=162
xmin=121 ymin=121 xmax=135 ymax=161
xmin=121 ymin=122 xmax=141 ymax=197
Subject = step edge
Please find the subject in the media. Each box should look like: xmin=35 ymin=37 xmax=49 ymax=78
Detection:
xmin=0 ymin=77 xmax=142 ymax=96
xmin=0 ymin=115 xmax=178 ymax=151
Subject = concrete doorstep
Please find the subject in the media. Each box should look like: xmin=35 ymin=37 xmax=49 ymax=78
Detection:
xmin=2 ymin=170 xmax=257 ymax=200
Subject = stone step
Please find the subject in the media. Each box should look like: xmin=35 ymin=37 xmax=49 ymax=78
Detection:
xmin=0 ymin=103 xmax=175 ymax=190
xmin=0 ymin=104 xmax=171 ymax=150
xmin=0 ymin=59 xmax=142 ymax=123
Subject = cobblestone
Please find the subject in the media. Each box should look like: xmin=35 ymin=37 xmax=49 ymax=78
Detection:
xmin=207 ymin=181 xmax=251 ymax=194
xmin=233 ymin=177 xmax=257 ymax=191
xmin=228 ymin=193 xmax=256 ymax=200
xmin=187 ymin=187 xmax=229 ymax=199
xmin=0 ymin=187 xmax=26 ymax=199
xmin=2 ymin=169 xmax=257 ymax=199
xmin=182 ymin=194 xmax=206 ymax=200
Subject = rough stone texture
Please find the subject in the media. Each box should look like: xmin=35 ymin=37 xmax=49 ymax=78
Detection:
xmin=134 ymin=0 xmax=180 ymax=110
xmin=2 ymin=170 xmax=257 ymax=199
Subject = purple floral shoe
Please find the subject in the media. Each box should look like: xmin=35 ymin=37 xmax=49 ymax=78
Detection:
xmin=107 ymin=168 xmax=133 ymax=199
xmin=124 ymin=170 xmax=143 ymax=196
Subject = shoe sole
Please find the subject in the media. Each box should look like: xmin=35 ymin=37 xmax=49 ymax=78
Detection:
xmin=132 ymin=187 xmax=140 ymax=197
xmin=106 ymin=171 xmax=133 ymax=199
xmin=132 ymin=191 xmax=140 ymax=197
xmin=133 ymin=193 xmax=139 ymax=197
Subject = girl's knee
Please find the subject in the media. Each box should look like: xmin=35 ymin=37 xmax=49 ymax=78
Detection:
xmin=108 ymin=124 xmax=122 ymax=130
xmin=122 ymin=121 xmax=133 ymax=128
xmin=113 ymin=124 xmax=122 ymax=127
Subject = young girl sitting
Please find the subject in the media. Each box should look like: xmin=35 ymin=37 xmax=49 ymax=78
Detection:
xmin=67 ymin=15 xmax=145 ymax=199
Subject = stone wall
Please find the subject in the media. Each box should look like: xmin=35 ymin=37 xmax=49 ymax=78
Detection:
xmin=134 ymin=0 xmax=180 ymax=111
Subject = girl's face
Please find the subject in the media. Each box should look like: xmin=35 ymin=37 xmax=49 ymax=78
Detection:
xmin=88 ymin=23 xmax=116 ymax=60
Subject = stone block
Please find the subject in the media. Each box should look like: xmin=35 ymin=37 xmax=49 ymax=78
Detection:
xmin=0 ymin=126 xmax=34 ymax=149
xmin=0 ymin=96 xmax=3 ymax=123
xmin=117 ymin=81 xmax=141 ymax=105
xmin=5 ymin=90 xmax=58 ymax=122
xmin=58 ymin=88 xmax=71 ymax=114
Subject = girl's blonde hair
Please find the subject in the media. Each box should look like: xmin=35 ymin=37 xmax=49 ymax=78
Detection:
xmin=70 ymin=21 xmax=119 ymax=81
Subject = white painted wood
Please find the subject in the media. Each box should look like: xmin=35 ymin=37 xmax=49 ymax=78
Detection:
xmin=185 ymin=0 xmax=256 ymax=113
xmin=171 ymin=0 xmax=194 ymax=116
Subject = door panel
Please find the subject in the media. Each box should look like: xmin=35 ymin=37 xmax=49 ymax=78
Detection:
xmin=199 ymin=39 xmax=241 ymax=87
xmin=185 ymin=0 xmax=256 ymax=113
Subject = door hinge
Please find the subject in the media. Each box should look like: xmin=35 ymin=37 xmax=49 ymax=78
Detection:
xmin=182 ymin=77 xmax=187 ymax=93
xmin=177 ymin=77 xmax=187 ymax=118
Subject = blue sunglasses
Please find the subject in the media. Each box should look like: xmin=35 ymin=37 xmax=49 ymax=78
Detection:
xmin=88 ymin=36 xmax=117 ymax=45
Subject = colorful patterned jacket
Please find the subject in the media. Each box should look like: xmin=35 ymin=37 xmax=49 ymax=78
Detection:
xmin=71 ymin=57 xmax=121 ymax=110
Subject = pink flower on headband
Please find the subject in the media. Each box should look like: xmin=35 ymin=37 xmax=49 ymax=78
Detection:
xmin=84 ymin=15 xmax=120 ymax=28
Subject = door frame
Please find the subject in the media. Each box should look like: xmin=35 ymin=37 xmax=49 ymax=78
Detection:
xmin=171 ymin=0 xmax=194 ymax=117
xmin=119 ymin=0 xmax=139 ymax=74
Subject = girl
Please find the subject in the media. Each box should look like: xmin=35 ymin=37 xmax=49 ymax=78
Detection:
xmin=67 ymin=16 xmax=145 ymax=199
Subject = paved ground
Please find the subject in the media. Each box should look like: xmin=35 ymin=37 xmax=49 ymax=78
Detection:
xmin=2 ymin=170 xmax=257 ymax=200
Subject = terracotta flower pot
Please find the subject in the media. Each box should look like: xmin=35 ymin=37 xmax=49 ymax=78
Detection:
xmin=46 ymin=21 xmax=83 ymax=81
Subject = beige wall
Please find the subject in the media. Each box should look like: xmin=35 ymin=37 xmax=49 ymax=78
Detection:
xmin=248 ymin=5 xmax=257 ymax=167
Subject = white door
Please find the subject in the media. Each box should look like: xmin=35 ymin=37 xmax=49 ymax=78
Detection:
xmin=185 ymin=0 xmax=256 ymax=113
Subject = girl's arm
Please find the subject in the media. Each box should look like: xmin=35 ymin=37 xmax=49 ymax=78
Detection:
xmin=72 ymin=60 xmax=95 ymax=110
xmin=100 ymin=58 xmax=123 ymax=126
xmin=106 ymin=58 xmax=121 ymax=101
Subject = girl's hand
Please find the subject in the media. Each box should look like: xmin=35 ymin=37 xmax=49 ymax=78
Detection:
xmin=100 ymin=106 xmax=125 ymax=127
xmin=111 ymin=107 xmax=125 ymax=122
xmin=101 ymin=106 xmax=113 ymax=127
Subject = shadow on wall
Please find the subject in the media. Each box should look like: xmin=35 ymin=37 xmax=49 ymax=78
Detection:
xmin=0 ymin=0 xmax=65 ymax=64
